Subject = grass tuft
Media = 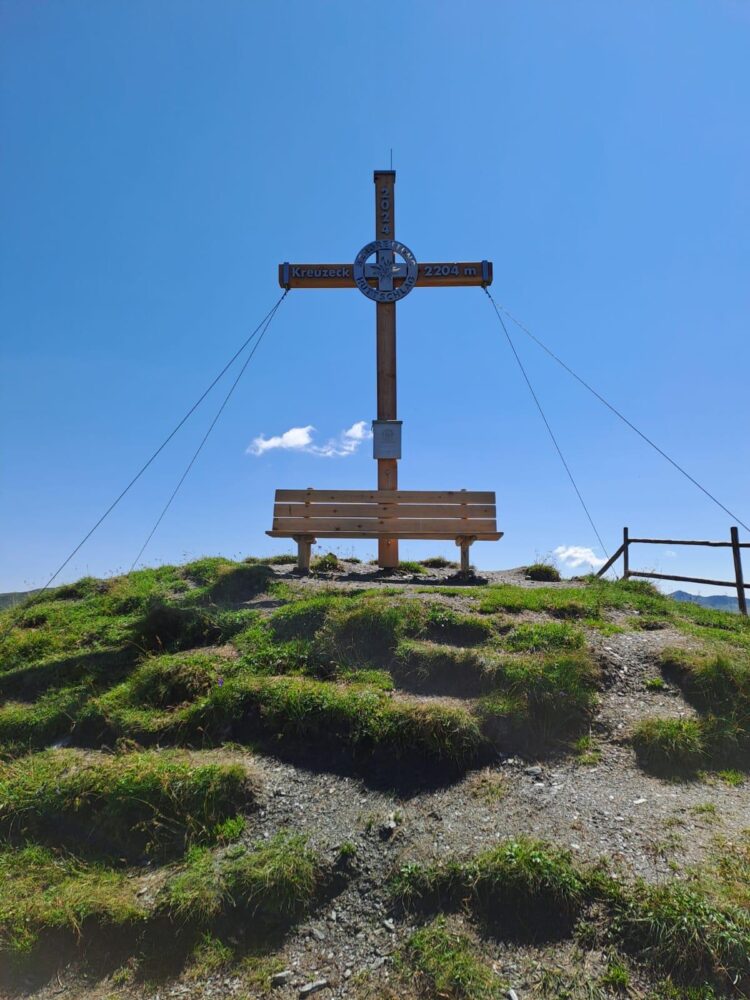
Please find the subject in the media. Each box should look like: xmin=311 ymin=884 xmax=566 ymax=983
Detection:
xmin=637 ymin=647 xmax=750 ymax=773
xmin=419 ymin=556 xmax=459 ymax=569
xmin=424 ymin=605 xmax=495 ymax=646
xmin=477 ymin=652 xmax=599 ymax=748
xmin=0 ymin=844 xmax=144 ymax=955
xmin=313 ymin=598 xmax=425 ymax=667
xmin=188 ymin=673 xmax=487 ymax=777
xmin=394 ymin=838 xmax=750 ymax=989
xmin=632 ymin=718 xmax=706 ymax=775
xmin=269 ymin=595 xmax=344 ymax=642
xmin=0 ymin=685 xmax=91 ymax=754
xmin=503 ymin=621 xmax=584 ymax=653
xmin=606 ymin=877 xmax=750 ymax=985
xmin=161 ymin=832 xmax=322 ymax=925
xmin=202 ymin=563 xmax=273 ymax=604
xmin=395 ymin=560 xmax=427 ymax=575
xmin=393 ymin=641 xmax=502 ymax=697
xmin=245 ymin=553 xmax=297 ymax=565
xmin=392 ymin=837 xmax=587 ymax=937
xmin=0 ymin=749 xmax=256 ymax=859
xmin=526 ymin=562 xmax=561 ymax=582
xmin=129 ymin=651 xmax=225 ymax=707
xmin=311 ymin=552 xmax=341 ymax=573
xmin=401 ymin=917 xmax=502 ymax=999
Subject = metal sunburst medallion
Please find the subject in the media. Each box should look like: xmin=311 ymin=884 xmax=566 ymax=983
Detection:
xmin=353 ymin=240 xmax=418 ymax=303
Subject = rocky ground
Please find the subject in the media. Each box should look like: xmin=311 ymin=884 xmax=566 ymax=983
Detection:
xmin=4 ymin=564 xmax=749 ymax=1000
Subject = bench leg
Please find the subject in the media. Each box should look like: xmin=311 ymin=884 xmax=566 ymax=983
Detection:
xmin=457 ymin=537 xmax=473 ymax=577
xmin=294 ymin=536 xmax=314 ymax=575
xmin=379 ymin=537 xmax=399 ymax=569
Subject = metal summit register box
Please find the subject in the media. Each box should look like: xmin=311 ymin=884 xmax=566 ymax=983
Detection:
xmin=372 ymin=420 xmax=402 ymax=460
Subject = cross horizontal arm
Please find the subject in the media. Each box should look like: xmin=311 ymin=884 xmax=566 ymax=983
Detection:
xmin=279 ymin=260 xmax=493 ymax=289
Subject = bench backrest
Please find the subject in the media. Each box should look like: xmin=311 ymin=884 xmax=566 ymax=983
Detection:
xmin=272 ymin=489 xmax=497 ymax=537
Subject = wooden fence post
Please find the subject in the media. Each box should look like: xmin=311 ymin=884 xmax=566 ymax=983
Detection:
xmin=730 ymin=526 xmax=748 ymax=617
xmin=623 ymin=527 xmax=629 ymax=579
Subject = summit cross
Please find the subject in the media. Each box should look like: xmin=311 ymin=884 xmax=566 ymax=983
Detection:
xmin=279 ymin=169 xmax=493 ymax=566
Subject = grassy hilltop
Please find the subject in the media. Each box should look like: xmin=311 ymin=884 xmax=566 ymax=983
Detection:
xmin=0 ymin=555 xmax=749 ymax=998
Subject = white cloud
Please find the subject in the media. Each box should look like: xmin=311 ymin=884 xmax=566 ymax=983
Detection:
xmin=554 ymin=545 xmax=606 ymax=570
xmin=247 ymin=421 xmax=372 ymax=459
xmin=248 ymin=425 xmax=315 ymax=456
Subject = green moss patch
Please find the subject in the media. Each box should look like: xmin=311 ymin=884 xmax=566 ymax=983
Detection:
xmin=0 ymin=749 xmax=256 ymax=859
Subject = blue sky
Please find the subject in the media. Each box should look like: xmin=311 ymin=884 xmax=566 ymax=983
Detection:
xmin=2 ymin=0 xmax=748 ymax=593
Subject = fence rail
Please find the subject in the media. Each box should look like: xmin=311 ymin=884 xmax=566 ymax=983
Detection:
xmin=596 ymin=526 xmax=748 ymax=616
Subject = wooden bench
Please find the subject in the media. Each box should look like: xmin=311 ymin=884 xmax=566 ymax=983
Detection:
xmin=267 ymin=489 xmax=503 ymax=574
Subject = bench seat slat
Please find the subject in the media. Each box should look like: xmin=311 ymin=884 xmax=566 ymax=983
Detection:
xmin=275 ymin=489 xmax=495 ymax=505
xmin=272 ymin=517 xmax=499 ymax=535
xmin=267 ymin=530 xmax=504 ymax=541
xmin=274 ymin=502 xmax=496 ymax=519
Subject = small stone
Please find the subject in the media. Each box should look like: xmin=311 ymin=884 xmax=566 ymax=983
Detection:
xmin=309 ymin=926 xmax=326 ymax=941
xmin=344 ymin=968 xmax=352 ymax=979
xmin=633 ymin=797 xmax=647 ymax=805
xmin=524 ymin=766 xmax=542 ymax=777
xmin=382 ymin=918 xmax=395 ymax=932
xmin=299 ymin=981 xmax=328 ymax=997
xmin=271 ymin=970 xmax=292 ymax=987
xmin=379 ymin=814 xmax=398 ymax=840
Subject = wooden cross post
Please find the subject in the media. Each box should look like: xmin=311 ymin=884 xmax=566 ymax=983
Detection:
xmin=279 ymin=169 xmax=493 ymax=568
xmin=373 ymin=171 xmax=398 ymax=567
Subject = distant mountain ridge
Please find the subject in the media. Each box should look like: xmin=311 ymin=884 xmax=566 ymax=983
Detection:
xmin=0 ymin=591 xmax=37 ymax=611
xmin=669 ymin=590 xmax=739 ymax=613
